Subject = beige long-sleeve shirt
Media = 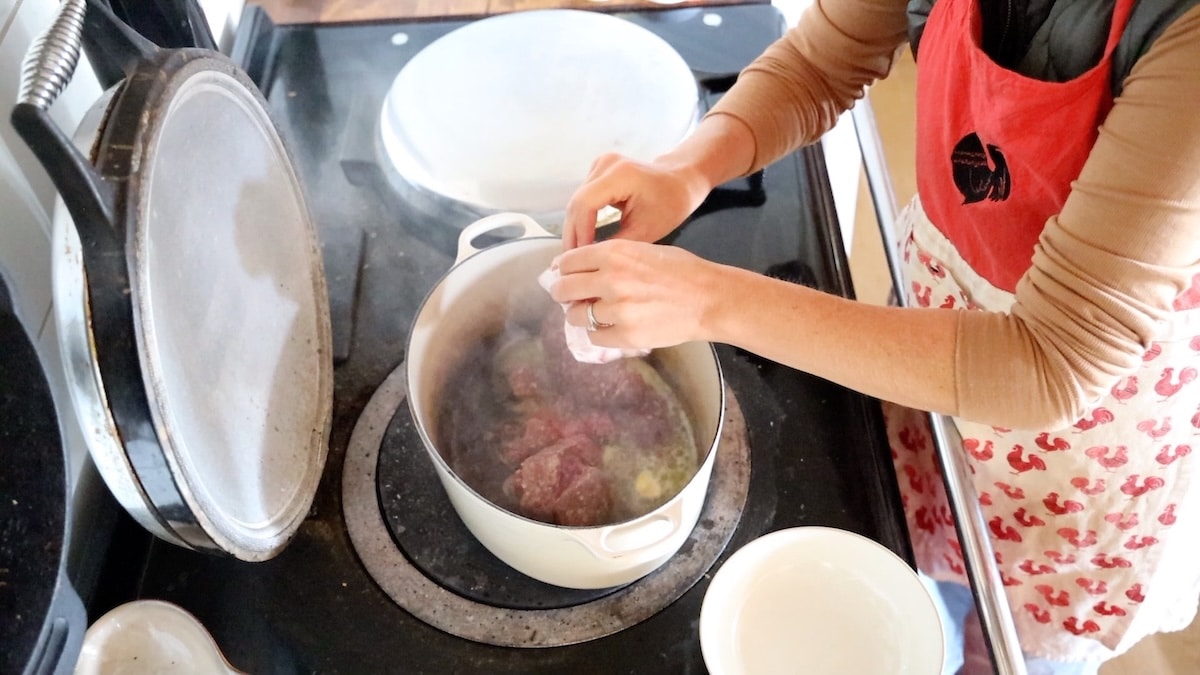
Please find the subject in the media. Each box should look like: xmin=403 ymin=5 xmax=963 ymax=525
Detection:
xmin=709 ymin=0 xmax=1200 ymax=430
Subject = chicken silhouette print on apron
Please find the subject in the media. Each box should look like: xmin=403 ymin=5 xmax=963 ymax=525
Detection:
xmin=885 ymin=0 xmax=1200 ymax=659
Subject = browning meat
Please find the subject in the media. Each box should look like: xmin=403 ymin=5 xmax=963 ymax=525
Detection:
xmin=437 ymin=302 xmax=700 ymax=527
xmin=505 ymin=434 xmax=611 ymax=526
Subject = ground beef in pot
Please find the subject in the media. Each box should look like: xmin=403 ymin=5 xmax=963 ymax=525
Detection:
xmin=436 ymin=300 xmax=701 ymax=527
xmin=503 ymin=434 xmax=611 ymax=526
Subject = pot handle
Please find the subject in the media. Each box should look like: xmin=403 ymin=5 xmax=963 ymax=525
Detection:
xmin=566 ymin=498 xmax=685 ymax=563
xmin=455 ymin=213 xmax=554 ymax=265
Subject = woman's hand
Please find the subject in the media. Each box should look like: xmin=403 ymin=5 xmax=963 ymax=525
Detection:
xmin=549 ymin=239 xmax=723 ymax=350
xmin=550 ymin=235 xmax=962 ymax=423
xmin=561 ymin=114 xmax=758 ymax=250
xmin=561 ymin=153 xmax=712 ymax=250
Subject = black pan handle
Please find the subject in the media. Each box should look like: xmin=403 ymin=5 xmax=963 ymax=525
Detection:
xmin=10 ymin=103 xmax=117 ymax=246
xmin=10 ymin=0 xmax=156 ymax=248
xmin=24 ymin=568 xmax=87 ymax=675
xmin=97 ymin=0 xmax=217 ymax=50
xmin=84 ymin=0 xmax=166 ymax=89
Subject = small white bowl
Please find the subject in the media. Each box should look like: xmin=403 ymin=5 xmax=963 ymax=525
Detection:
xmin=700 ymin=527 xmax=945 ymax=675
xmin=74 ymin=600 xmax=243 ymax=675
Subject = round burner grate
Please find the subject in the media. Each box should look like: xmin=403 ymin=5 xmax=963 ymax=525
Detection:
xmin=342 ymin=361 xmax=750 ymax=647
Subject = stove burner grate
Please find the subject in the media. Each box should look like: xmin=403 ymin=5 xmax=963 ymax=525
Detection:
xmin=343 ymin=361 xmax=750 ymax=646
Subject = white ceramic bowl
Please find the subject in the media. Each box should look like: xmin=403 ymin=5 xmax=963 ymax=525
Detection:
xmin=700 ymin=527 xmax=945 ymax=675
xmin=74 ymin=600 xmax=243 ymax=675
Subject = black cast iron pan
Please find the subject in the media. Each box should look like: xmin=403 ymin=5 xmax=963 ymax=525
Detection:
xmin=0 ymin=275 xmax=86 ymax=674
xmin=11 ymin=0 xmax=333 ymax=562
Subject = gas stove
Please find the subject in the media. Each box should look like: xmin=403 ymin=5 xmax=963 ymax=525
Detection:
xmin=86 ymin=4 xmax=911 ymax=672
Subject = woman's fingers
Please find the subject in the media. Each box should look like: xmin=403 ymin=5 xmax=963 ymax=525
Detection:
xmin=586 ymin=152 xmax=623 ymax=178
xmin=563 ymin=154 xmax=631 ymax=250
xmin=549 ymin=265 xmax=605 ymax=305
xmin=551 ymin=239 xmax=718 ymax=351
xmin=566 ymin=299 xmax=619 ymax=332
xmin=560 ymin=209 xmax=592 ymax=250
xmin=563 ymin=192 xmax=605 ymax=249
xmin=550 ymin=245 xmax=622 ymax=319
xmin=553 ymin=243 xmax=602 ymax=275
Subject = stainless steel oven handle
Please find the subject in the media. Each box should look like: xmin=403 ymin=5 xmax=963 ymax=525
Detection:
xmin=18 ymin=0 xmax=87 ymax=110
xmin=849 ymin=96 xmax=1028 ymax=675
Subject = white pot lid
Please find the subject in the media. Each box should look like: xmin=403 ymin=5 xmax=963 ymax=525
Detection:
xmin=379 ymin=9 xmax=699 ymax=215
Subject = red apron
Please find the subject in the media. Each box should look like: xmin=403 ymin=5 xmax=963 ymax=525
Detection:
xmin=915 ymin=0 xmax=1136 ymax=293
xmin=892 ymin=0 xmax=1200 ymax=661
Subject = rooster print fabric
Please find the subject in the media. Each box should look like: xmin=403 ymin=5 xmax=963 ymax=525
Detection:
xmin=886 ymin=198 xmax=1200 ymax=661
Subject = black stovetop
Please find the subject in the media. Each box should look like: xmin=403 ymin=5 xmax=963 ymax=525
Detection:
xmin=86 ymin=4 xmax=911 ymax=673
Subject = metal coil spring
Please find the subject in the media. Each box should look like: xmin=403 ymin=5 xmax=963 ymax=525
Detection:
xmin=18 ymin=0 xmax=87 ymax=110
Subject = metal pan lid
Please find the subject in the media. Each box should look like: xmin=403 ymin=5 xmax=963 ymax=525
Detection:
xmin=379 ymin=9 xmax=699 ymax=217
xmin=12 ymin=2 xmax=332 ymax=561
xmin=92 ymin=49 xmax=333 ymax=561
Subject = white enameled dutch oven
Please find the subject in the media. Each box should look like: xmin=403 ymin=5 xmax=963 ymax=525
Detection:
xmin=406 ymin=213 xmax=724 ymax=589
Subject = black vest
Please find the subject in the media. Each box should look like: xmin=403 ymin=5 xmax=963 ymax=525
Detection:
xmin=907 ymin=0 xmax=1200 ymax=94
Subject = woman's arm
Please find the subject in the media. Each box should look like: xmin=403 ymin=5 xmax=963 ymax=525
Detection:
xmin=718 ymin=5 xmax=1200 ymax=430
xmin=706 ymin=0 xmax=910 ymax=173
xmin=560 ymin=0 xmax=909 ymax=248
xmin=553 ymin=240 xmax=961 ymax=415
xmin=708 ymin=265 xmax=962 ymax=417
xmin=556 ymin=7 xmax=1200 ymax=431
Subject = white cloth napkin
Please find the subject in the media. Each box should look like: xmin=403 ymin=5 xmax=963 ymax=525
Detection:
xmin=538 ymin=267 xmax=650 ymax=364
